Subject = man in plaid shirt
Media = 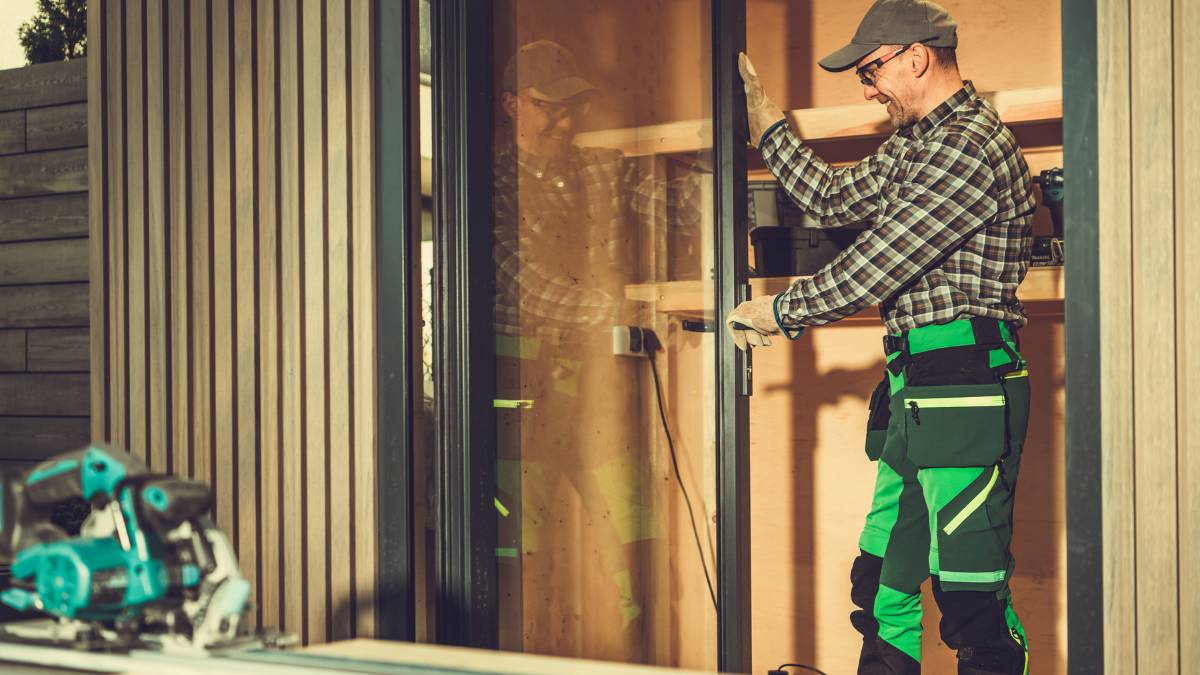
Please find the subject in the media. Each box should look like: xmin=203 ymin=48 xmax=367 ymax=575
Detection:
xmin=492 ymin=40 xmax=703 ymax=639
xmin=728 ymin=2 xmax=1036 ymax=673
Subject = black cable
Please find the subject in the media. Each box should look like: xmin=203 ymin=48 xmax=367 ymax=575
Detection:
xmin=770 ymin=664 xmax=829 ymax=675
xmin=645 ymin=342 xmax=718 ymax=611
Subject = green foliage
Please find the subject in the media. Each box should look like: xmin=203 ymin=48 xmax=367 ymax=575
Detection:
xmin=18 ymin=0 xmax=87 ymax=65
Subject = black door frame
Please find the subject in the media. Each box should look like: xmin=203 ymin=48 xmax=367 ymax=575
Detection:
xmin=426 ymin=0 xmax=753 ymax=665
xmin=374 ymin=0 xmax=422 ymax=643
xmin=1062 ymin=0 xmax=1103 ymax=672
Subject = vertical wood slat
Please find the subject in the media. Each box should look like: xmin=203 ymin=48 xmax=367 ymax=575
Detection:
xmin=349 ymin=0 xmax=377 ymax=638
xmin=233 ymin=0 xmax=260 ymax=630
xmin=93 ymin=0 xmax=377 ymax=646
xmin=1130 ymin=0 xmax=1180 ymax=670
xmin=167 ymin=0 xmax=190 ymax=489
xmin=189 ymin=0 xmax=212 ymax=487
xmin=1098 ymin=0 xmax=1137 ymax=672
xmin=125 ymin=0 xmax=147 ymax=466
xmin=106 ymin=0 xmax=127 ymax=449
xmin=278 ymin=0 xmax=307 ymax=641
xmin=211 ymin=0 xmax=235 ymax=556
xmin=325 ymin=0 xmax=352 ymax=642
xmin=1175 ymin=0 xmax=1199 ymax=671
xmin=255 ymin=0 xmax=283 ymax=633
xmin=88 ymin=0 xmax=107 ymax=441
xmin=146 ymin=0 xmax=168 ymax=476
xmin=301 ymin=0 xmax=329 ymax=644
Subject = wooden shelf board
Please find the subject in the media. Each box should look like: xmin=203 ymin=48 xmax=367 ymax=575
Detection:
xmin=576 ymin=86 xmax=1062 ymax=158
xmin=625 ymin=266 xmax=1064 ymax=319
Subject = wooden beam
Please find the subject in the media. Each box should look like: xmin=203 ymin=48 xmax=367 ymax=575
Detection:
xmin=0 ymin=373 xmax=89 ymax=416
xmin=0 ymin=148 xmax=88 ymax=199
xmin=0 ymin=59 xmax=87 ymax=113
xmin=25 ymin=102 xmax=88 ymax=152
xmin=0 ymin=329 xmax=26 ymax=371
xmin=26 ymin=328 xmax=89 ymax=372
xmin=0 ymin=110 xmax=25 ymax=155
xmin=576 ymin=86 xmax=1062 ymax=157
xmin=0 ymin=416 xmax=90 ymax=461
xmin=0 ymin=283 xmax=88 ymax=328
xmin=0 ymin=238 xmax=89 ymax=285
xmin=0 ymin=193 xmax=88 ymax=243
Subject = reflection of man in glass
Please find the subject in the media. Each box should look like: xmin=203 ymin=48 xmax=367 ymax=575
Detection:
xmin=492 ymin=40 xmax=702 ymax=658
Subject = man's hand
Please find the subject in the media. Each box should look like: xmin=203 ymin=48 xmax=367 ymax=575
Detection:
xmin=725 ymin=295 xmax=782 ymax=351
xmin=738 ymin=52 xmax=786 ymax=148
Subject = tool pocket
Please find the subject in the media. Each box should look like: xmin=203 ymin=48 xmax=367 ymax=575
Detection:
xmin=903 ymin=383 xmax=1007 ymax=468
xmin=931 ymin=465 xmax=1013 ymax=592
xmin=864 ymin=378 xmax=891 ymax=461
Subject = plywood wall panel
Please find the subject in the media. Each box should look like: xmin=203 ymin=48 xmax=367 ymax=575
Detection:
xmin=89 ymin=0 xmax=378 ymax=645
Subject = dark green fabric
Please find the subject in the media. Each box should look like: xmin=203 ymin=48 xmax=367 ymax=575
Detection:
xmin=856 ymin=317 xmax=1030 ymax=664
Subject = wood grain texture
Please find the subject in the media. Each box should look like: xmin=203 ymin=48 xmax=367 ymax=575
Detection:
xmin=1096 ymin=1 xmax=1136 ymax=669
xmin=146 ymin=0 xmax=168 ymax=475
xmin=0 ymin=238 xmax=89 ymax=286
xmin=0 ymin=416 xmax=90 ymax=461
xmin=0 ymin=373 xmax=89 ymax=416
xmin=26 ymin=328 xmax=90 ymax=372
xmin=1175 ymin=0 xmax=1199 ymax=670
xmin=87 ymin=0 xmax=106 ymax=449
xmin=105 ymin=0 xmax=127 ymax=450
xmin=301 ymin=0 xmax=329 ymax=643
xmin=0 ymin=148 xmax=88 ymax=199
xmin=349 ymin=0 xmax=376 ymax=638
xmin=0 ymin=59 xmax=88 ymax=112
xmin=0 ymin=193 xmax=88 ymax=243
xmin=1131 ymin=0 xmax=1181 ymax=670
xmin=0 ymin=330 xmax=26 ymax=371
xmin=124 ymin=0 xmax=148 ymax=466
xmin=25 ymin=103 xmax=88 ymax=152
xmin=0 ymin=283 xmax=88 ymax=328
xmin=0 ymin=110 xmax=25 ymax=155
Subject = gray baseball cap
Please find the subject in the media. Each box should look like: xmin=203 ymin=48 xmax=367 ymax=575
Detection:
xmin=501 ymin=40 xmax=600 ymax=101
xmin=818 ymin=0 xmax=958 ymax=73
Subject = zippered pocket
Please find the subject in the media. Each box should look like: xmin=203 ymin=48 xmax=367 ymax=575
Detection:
xmin=902 ymin=383 xmax=1007 ymax=468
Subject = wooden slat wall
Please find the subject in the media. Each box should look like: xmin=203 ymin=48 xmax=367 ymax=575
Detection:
xmin=0 ymin=58 xmax=90 ymax=466
xmin=1100 ymin=0 xmax=1198 ymax=672
xmin=88 ymin=0 xmax=377 ymax=644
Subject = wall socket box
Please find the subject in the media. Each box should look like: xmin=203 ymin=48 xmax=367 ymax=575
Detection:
xmin=612 ymin=326 xmax=656 ymax=357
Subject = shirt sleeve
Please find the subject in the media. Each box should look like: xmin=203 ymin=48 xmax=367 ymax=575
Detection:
xmin=492 ymin=189 xmax=617 ymax=330
xmin=773 ymin=132 xmax=999 ymax=327
xmin=759 ymin=122 xmax=891 ymax=228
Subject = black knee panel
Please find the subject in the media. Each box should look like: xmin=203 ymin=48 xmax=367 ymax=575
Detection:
xmin=850 ymin=551 xmax=884 ymax=637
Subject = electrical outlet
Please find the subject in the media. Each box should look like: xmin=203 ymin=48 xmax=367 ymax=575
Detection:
xmin=612 ymin=325 xmax=656 ymax=357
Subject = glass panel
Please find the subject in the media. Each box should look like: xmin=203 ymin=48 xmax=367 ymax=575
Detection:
xmin=491 ymin=1 xmax=717 ymax=667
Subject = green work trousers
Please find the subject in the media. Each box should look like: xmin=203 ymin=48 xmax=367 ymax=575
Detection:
xmin=852 ymin=319 xmax=1031 ymax=675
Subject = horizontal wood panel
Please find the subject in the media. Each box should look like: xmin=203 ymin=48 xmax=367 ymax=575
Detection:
xmin=26 ymin=328 xmax=89 ymax=372
xmin=0 ymin=330 xmax=25 ymax=371
xmin=0 ymin=373 xmax=89 ymax=416
xmin=26 ymin=102 xmax=88 ymax=152
xmin=0 ymin=238 xmax=89 ymax=285
xmin=0 ymin=193 xmax=89 ymax=243
xmin=0 ymin=283 xmax=89 ymax=328
xmin=0 ymin=110 xmax=24 ymax=155
xmin=0 ymin=416 xmax=90 ymax=461
xmin=0 ymin=60 xmax=88 ymax=112
xmin=0 ymin=148 xmax=88 ymax=199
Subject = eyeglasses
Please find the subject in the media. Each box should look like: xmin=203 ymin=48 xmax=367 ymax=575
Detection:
xmin=855 ymin=44 xmax=912 ymax=87
xmin=523 ymin=94 xmax=592 ymax=120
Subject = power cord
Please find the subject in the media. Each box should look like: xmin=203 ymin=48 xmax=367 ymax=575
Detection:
xmin=769 ymin=664 xmax=829 ymax=675
xmin=642 ymin=329 xmax=718 ymax=611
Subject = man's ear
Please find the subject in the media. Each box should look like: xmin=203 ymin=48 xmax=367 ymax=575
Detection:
xmin=910 ymin=43 xmax=932 ymax=78
xmin=501 ymin=91 xmax=518 ymax=120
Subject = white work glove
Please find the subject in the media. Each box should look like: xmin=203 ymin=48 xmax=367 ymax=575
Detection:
xmin=738 ymin=52 xmax=786 ymax=148
xmin=725 ymin=295 xmax=782 ymax=351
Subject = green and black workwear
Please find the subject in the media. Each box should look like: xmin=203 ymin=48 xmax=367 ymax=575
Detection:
xmin=853 ymin=317 xmax=1030 ymax=675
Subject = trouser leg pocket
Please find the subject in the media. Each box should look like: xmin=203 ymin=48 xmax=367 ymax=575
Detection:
xmin=903 ymin=383 xmax=1008 ymax=468
xmin=864 ymin=378 xmax=891 ymax=461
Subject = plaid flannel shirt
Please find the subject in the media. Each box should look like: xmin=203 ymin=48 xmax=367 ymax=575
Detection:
xmin=760 ymin=81 xmax=1036 ymax=334
xmin=493 ymin=143 xmax=701 ymax=337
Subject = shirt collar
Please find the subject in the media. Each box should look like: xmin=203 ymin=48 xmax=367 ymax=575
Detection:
xmin=497 ymin=142 xmax=578 ymax=178
xmin=906 ymin=80 xmax=977 ymax=141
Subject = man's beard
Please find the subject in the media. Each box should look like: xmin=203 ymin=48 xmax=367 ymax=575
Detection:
xmin=885 ymin=98 xmax=917 ymax=129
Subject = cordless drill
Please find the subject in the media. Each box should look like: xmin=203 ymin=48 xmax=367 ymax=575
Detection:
xmin=1031 ymin=167 xmax=1064 ymax=266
